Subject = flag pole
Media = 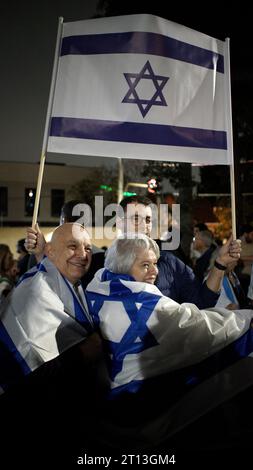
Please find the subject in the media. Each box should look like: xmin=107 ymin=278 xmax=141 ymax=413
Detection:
xmin=32 ymin=16 xmax=64 ymax=228
xmin=224 ymin=37 xmax=237 ymax=239
xmin=117 ymin=158 xmax=124 ymax=203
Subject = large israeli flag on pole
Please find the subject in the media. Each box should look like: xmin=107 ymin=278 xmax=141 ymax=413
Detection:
xmin=47 ymin=14 xmax=231 ymax=165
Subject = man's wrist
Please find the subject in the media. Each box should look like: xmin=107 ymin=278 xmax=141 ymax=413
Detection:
xmin=214 ymin=260 xmax=227 ymax=271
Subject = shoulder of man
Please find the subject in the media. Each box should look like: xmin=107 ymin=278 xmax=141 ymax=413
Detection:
xmin=158 ymin=249 xmax=194 ymax=283
xmin=159 ymin=248 xmax=185 ymax=266
xmin=16 ymin=258 xmax=62 ymax=297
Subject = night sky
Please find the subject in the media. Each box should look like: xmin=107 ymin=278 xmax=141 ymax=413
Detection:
xmin=0 ymin=0 xmax=100 ymax=166
xmin=99 ymin=1 xmax=253 ymax=80
xmin=1 ymin=0 xmax=252 ymax=166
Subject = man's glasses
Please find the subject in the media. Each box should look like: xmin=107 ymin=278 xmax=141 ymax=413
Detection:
xmin=125 ymin=215 xmax=152 ymax=225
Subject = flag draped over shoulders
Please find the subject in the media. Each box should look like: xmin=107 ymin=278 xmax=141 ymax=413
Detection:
xmin=48 ymin=14 xmax=229 ymax=165
xmin=86 ymin=269 xmax=253 ymax=396
xmin=0 ymin=257 xmax=93 ymax=392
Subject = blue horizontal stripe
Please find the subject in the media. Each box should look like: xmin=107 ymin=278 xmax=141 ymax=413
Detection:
xmin=50 ymin=117 xmax=227 ymax=150
xmin=61 ymin=32 xmax=224 ymax=73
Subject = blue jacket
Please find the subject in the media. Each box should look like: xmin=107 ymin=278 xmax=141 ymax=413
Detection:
xmin=156 ymin=250 xmax=219 ymax=308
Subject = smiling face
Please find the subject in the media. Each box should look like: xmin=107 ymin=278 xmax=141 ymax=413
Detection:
xmin=46 ymin=224 xmax=92 ymax=284
xmin=129 ymin=248 xmax=158 ymax=284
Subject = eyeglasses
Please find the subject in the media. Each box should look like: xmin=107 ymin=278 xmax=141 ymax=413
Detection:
xmin=125 ymin=215 xmax=152 ymax=225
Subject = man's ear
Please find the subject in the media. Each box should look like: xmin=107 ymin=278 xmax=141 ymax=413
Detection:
xmin=45 ymin=242 xmax=53 ymax=260
xmin=115 ymin=215 xmax=124 ymax=234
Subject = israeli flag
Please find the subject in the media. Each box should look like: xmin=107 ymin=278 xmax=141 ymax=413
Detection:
xmin=0 ymin=258 xmax=93 ymax=393
xmin=48 ymin=14 xmax=230 ymax=165
xmin=86 ymin=269 xmax=253 ymax=396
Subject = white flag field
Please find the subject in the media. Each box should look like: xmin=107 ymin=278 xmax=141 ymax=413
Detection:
xmin=47 ymin=14 xmax=232 ymax=165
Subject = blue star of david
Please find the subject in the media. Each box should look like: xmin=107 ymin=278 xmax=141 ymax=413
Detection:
xmin=122 ymin=60 xmax=169 ymax=117
xmin=88 ymin=281 xmax=161 ymax=381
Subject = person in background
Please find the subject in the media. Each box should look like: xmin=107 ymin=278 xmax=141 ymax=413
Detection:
xmin=190 ymin=223 xmax=208 ymax=264
xmin=237 ymin=224 xmax=253 ymax=294
xmin=16 ymin=238 xmax=30 ymax=277
xmin=0 ymin=244 xmax=15 ymax=302
xmin=247 ymin=263 xmax=253 ymax=307
xmin=9 ymin=259 xmax=19 ymax=284
xmin=215 ymin=260 xmax=248 ymax=310
xmin=192 ymin=229 xmax=217 ymax=282
xmin=190 ymin=223 xmax=216 ymax=268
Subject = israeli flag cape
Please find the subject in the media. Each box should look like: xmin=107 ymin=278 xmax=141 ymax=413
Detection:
xmin=86 ymin=269 xmax=253 ymax=396
xmin=0 ymin=257 xmax=93 ymax=393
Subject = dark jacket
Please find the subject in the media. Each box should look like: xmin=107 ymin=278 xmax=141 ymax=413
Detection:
xmin=194 ymin=244 xmax=217 ymax=282
xmin=81 ymin=251 xmax=105 ymax=288
xmin=156 ymin=250 xmax=219 ymax=309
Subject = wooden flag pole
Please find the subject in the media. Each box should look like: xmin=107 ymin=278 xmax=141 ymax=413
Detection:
xmin=229 ymin=156 xmax=237 ymax=239
xmin=117 ymin=157 xmax=124 ymax=203
xmin=32 ymin=17 xmax=64 ymax=228
xmin=225 ymin=38 xmax=237 ymax=239
xmin=32 ymin=153 xmax=46 ymax=227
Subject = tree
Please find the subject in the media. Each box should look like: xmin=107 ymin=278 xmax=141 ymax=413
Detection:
xmin=68 ymin=166 xmax=118 ymax=222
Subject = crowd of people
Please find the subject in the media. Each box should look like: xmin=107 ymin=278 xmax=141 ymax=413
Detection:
xmin=1 ymin=196 xmax=253 ymax=466
xmin=0 ymin=238 xmax=29 ymax=304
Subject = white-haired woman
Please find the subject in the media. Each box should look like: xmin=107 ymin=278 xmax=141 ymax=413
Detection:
xmin=86 ymin=234 xmax=253 ymax=400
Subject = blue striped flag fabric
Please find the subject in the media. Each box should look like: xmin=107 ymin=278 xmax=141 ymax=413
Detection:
xmin=47 ymin=14 xmax=230 ymax=165
xmin=86 ymin=268 xmax=253 ymax=396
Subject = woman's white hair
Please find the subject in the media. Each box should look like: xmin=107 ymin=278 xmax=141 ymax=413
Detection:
xmin=105 ymin=234 xmax=160 ymax=274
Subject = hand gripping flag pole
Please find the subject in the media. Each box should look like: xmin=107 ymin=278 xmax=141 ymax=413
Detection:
xmin=32 ymin=17 xmax=64 ymax=228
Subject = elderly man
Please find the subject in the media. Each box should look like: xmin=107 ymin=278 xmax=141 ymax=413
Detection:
xmin=0 ymin=223 xmax=104 ymax=467
xmin=0 ymin=223 xmax=100 ymax=392
xmin=25 ymin=199 xmax=105 ymax=287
